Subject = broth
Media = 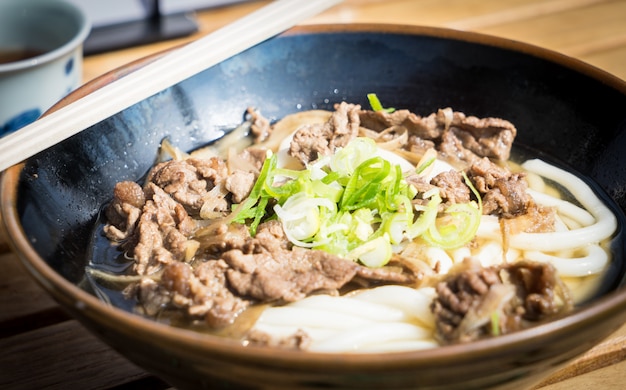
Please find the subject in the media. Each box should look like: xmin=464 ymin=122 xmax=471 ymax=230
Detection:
xmin=84 ymin=147 xmax=617 ymax=319
xmin=82 ymin=105 xmax=621 ymax=351
xmin=0 ymin=48 xmax=44 ymax=65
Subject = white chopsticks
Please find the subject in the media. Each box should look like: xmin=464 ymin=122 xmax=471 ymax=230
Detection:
xmin=0 ymin=0 xmax=342 ymax=172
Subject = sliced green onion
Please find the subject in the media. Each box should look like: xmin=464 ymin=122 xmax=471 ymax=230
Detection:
xmin=347 ymin=234 xmax=393 ymax=268
xmin=406 ymin=193 xmax=441 ymax=239
xmin=490 ymin=311 xmax=501 ymax=336
xmin=250 ymin=196 xmax=269 ymax=236
xmin=340 ymin=157 xmax=391 ymax=210
xmin=462 ymin=170 xmax=483 ymax=210
xmin=351 ymin=208 xmax=376 ymax=241
xmin=230 ymin=151 xmax=275 ymax=234
xmin=274 ymin=193 xmax=338 ymax=246
xmin=330 ymin=137 xmax=378 ymax=176
xmin=416 ymin=157 xmax=436 ymax=175
xmin=367 ymin=93 xmax=395 ymax=113
xmin=228 ymin=125 xmax=483 ymax=269
xmin=421 ymin=171 xmax=483 ymax=249
xmin=423 ymin=201 xmax=481 ymax=249
xmin=382 ymin=212 xmax=410 ymax=245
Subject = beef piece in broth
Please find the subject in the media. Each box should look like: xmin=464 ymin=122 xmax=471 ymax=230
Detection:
xmin=358 ymin=107 xmax=446 ymax=140
xmin=468 ymin=157 xmax=531 ymax=217
xmin=137 ymin=259 xmax=251 ymax=328
xmin=289 ymin=102 xmax=361 ymax=164
xmin=103 ymin=180 xmax=145 ymax=242
xmin=147 ymin=157 xmax=230 ymax=215
xmin=437 ymin=112 xmax=517 ymax=167
xmin=431 ymin=170 xmax=471 ymax=205
xmin=133 ymin=220 xmax=416 ymax=327
xmin=447 ymin=115 xmax=517 ymax=162
xmin=431 ymin=259 xmax=573 ymax=344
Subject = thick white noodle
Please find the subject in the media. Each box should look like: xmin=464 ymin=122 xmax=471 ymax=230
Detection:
xmin=477 ymin=212 xmax=572 ymax=241
xmin=290 ymin=295 xmax=409 ymax=322
xmin=451 ymin=246 xmax=472 ymax=264
xmin=556 ymin=214 xmax=583 ymax=230
xmin=351 ymin=286 xmax=437 ymax=328
xmin=476 ymin=215 xmax=501 ymax=241
xmin=249 ymin=286 xmax=438 ymax=352
xmin=473 ymin=241 xmax=508 ymax=267
xmin=524 ymin=244 xmax=609 ymax=277
xmin=255 ymin=306 xmax=374 ymax=329
xmin=526 ymin=188 xmax=595 ymax=226
xmin=308 ymin=322 xmax=432 ymax=353
xmin=509 ymin=159 xmax=616 ymax=251
xmin=248 ymin=159 xmax=617 ymax=352
xmin=253 ymin=324 xmax=340 ymax=341
xmin=474 ymin=160 xmax=615 ymax=275
xmin=424 ymin=247 xmax=453 ymax=273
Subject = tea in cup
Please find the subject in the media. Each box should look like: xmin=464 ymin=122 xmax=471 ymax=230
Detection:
xmin=0 ymin=0 xmax=91 ymax=137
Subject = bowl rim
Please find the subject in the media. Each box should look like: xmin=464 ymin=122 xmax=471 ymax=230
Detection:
xmin=2 ymin=22 xmax=626 ymax=369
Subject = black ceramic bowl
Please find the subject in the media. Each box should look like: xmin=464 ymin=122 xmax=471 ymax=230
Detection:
xmin=3 ymin=24 xmax=626 ymax=390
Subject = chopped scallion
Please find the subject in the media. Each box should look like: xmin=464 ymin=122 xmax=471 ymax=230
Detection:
xmin=367 ymin=93 xmax=395 ymax=113
xmin=229 ymin=125 xmax=481 ymax=267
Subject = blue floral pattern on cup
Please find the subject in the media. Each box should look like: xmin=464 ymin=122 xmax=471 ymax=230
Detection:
xmin=65 ymin=58 xmax=74 ymax=75
xmin=0 ymin=108 xmax=41 ymax=136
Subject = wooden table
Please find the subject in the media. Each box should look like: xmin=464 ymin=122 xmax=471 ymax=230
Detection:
xmin=1 ymin=1 xmax=625 ymax=389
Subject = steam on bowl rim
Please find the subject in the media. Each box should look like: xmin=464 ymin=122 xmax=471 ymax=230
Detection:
xmin=2 ymin=22 xmax=626 ymax=374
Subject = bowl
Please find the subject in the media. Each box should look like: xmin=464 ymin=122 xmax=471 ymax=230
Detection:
xmin=2 ymin=24 xmax=626 ymax=390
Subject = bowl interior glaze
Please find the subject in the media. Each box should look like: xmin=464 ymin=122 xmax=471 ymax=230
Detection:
xmin=3 ymin=24 xmax=626 ymax=390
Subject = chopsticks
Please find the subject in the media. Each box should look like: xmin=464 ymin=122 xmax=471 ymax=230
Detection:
xmin=0 ymin=0 xmax=342 ymax=172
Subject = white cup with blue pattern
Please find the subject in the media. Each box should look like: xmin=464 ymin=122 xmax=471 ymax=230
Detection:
xmin=0 ymin=0 xmax=90 ymax=137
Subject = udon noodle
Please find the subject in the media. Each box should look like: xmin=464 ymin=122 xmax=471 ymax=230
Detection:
xmin=246 ymin=158 xmax=615 ymax=352
xmin=89 ymin=98 xmax=617 ymax=353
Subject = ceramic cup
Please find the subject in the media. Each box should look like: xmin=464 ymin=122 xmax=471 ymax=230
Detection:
xmin=0 ymin=0 xmax=90 ymax=137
